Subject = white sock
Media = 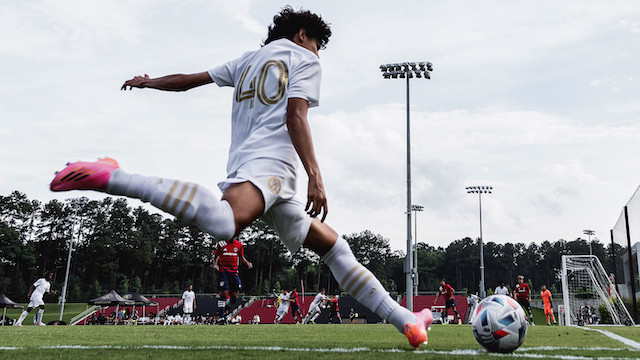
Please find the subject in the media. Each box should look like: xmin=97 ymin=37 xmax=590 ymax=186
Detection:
xmin=311 ymin=312 xmax=320 ymax=321
xmin=37 ymin=309 xmax=44 ymax=323
xmin=107 ymin=170 xmax=235 ymax=239
xmin=16 ymin=310 xmax=28 ymax=325
xmin=322 ymin=236 xmax=416 ymax=333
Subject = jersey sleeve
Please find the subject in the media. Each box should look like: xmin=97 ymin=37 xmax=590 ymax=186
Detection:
xmin=208 ymin=56 xmax=244 ymax=88
xmin=288 ymin=57 xmax=321 ymax=108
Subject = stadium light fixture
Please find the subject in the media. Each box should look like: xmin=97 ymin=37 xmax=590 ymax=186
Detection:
xmin=411 ymin=205 xmax=424 ymax=296
xmin=466 ymin=186 xmax=493 ymax=298
xmin=380 ymin=61 xmax=433 ymax=312
xmin=59 ymin=197 xmax=88 ymax=322
xmin=583 ymin=229 xmax=595 ymax=256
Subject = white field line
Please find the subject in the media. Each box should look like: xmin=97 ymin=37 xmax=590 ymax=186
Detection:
xmin=0 ymin=345 xmax=638 ymax=359
xmin=581 ymin=327 xmax=640 ymax=349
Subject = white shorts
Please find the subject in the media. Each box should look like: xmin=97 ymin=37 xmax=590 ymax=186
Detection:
xmin=183 ymin=306 xmax=193 ymax=314
xmin=28 ymin=299 xmax=45 ymax=308
xmin=276 ymin=307 xmax=289 ymax=317
xmin=219 ymin=159 xmax=312 ymax=253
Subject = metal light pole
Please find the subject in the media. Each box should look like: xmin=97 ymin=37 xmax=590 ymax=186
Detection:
xmin=583 ymin=229 xmax=595 ymax=256
xmin=412 ymin=204 xmax=424 ymax=296
xmin=466 ymin=186 xmax=492 ymax=298
xmin=59 ymin=197 xmax=87 ymax=322
xmin=380 ymin=62 xmax=432 ymax=311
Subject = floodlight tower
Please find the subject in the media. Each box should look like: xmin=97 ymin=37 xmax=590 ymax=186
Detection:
xmin=466 ymin=186 xmax=492 ymax=298
xmin=583 ymin=229 xmax=595 ymax=256
xmin=412 ymin=204 xmax=424 ymax=295
xmin=380 ymin=61 xmax=432 ymax=311
xmin=59 ymin=197 xmax=88 ymax=322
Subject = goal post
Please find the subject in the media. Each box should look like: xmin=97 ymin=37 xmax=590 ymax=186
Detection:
xmin=561 ymin=255 xmax=635 ymax=326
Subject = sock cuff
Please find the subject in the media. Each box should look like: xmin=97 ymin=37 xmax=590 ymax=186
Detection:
xmin=321 ymin=236 xmax=351 ymax=266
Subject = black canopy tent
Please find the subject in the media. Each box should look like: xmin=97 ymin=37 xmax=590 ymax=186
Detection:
xmin=121 ymin=292 xmax=159 ymax=318
xmin=0 ymin=293 xmax=24 ymax=326
xmin=88 ymin=290 xmax=134 ymax=323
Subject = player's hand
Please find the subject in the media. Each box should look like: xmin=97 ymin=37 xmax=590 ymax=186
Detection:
xmin=306 ymin=176 xmax=328 ymax=222
xmin=213 ymin=264 xmax=219 ymax=272
xmin=247 ymin=262 xmax=253 ymax=269
xmin=121 ymin=74 xmax=150 ymax=90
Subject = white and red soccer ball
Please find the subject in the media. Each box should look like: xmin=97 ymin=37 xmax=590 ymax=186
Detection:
xmin=471 ymin=295 xmax=528 ymax=353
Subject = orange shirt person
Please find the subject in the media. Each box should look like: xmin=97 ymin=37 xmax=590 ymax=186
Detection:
xmin=540 ymin=284 xmax=557 ymax=325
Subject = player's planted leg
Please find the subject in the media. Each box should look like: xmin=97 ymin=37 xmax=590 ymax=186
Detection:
xmin=318 ymin=234 xmax=432 ymax=349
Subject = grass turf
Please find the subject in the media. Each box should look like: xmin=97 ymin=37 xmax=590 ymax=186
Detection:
xmin=1 ymin=322 xmax=638 ymax=359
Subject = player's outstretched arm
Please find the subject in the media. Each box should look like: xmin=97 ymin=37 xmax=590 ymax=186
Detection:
xmin=286 ymin=98 xmax=328 ymax=222
xmin=121 ymin=72 xmax=213 ymax=92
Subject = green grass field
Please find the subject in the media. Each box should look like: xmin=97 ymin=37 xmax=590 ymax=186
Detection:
xmin=1 ymin=305 xmax=638 ymax=359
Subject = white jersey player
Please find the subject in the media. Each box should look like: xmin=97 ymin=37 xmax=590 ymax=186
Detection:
xmin=182 ymin=284 xmax=197 ymax=325
xmin=15 ymin=272 xmax=54 ymax=326
xmin=275 ymin=290 xmax=291 ymax=323
xmin=51 ymin=6 xmax=434 ymax=349
xmin=303 ymin=289 xmax=327 ymax=324
xmin=494 ymin=280 xmax=510 ymax=296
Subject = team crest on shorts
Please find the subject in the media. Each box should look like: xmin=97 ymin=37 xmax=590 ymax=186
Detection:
xmin=268 ymin=176 xmax=281 ymax=194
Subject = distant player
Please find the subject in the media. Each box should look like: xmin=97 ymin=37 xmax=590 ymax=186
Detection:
xmin=513 ymin=275 xmax=535 ymax=325
xmin=327 ymin=295 xmax=342 ymax=323
xmin=465 ymin=290 xmax=480 ymax=324
xmin=14 ymin=272 xmax=54 ymax=326
xmin=182 ymin=284 xmax=197 ymax=325
xmin=540 ymin=284 xmax=557 ymax=326
xmin=434 ymin=278 xmax=462 ymax=325
xmin=349 ymin=308 xmax=356 ymax=324
xmin=303 ymin=288 xmax=327 ymax=324
xmin=289 ymin=286 xmax=303 ymax=323
xmin=494 ymin=280 xmax=509 ymax=296
xmin=213 ymin=238 xmax=253 ymax=315
xmin=275 ymin=289 xmax=291 ymax=324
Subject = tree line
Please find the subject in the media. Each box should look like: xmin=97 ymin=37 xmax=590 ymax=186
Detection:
xmin=0 ymin=191 xmax=624 ymax=303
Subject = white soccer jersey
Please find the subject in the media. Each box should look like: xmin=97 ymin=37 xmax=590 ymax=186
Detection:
xmin=208 ymin=38 xmax=322 ymax=176
xmin=30 ymin=278 xmax=51 ymax=304
xmin=277 ymin=292 xmax=291 ymax=313
xmin=494 ymin=286 xmax=510 ymax=296
xmin=467 ymin=294 xmax=479 ymax=307
xmin=310 ymin=292 xmax=326 ymax=309
xmin=182 ymin=290 xmax=196 ymax=313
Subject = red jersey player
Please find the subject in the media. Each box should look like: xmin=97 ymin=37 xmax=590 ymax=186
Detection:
xmin=213 ymin=238 xmax=252 ymax=316
xmin=433 ymin=278 xmax=461 ymax=325
xmin=289 ymin=286 xmax=303 ymax=323
xmin=513 ymin=275 xmax=535 ymax=325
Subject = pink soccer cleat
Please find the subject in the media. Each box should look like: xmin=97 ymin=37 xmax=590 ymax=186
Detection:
xmin=403 ymin=308 xmax=433 ymax=349
xmin=50 ymin=158 xmax=119 ymax=192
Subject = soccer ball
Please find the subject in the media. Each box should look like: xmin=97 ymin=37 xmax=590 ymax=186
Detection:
xmin=472 ymin=295 xmax=528 ymax=353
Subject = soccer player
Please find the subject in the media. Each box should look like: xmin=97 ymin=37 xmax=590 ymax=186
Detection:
xmin=327 ymin=295 xmax=342 ymax=323
xmin=513 ymin=275 xmax=535 ymax=325
xmin=182 ymin=284 xmax=197 ymax=325
xmin=213 ymin=238 xmax=253 ymax=316
xmin=433 ymin=279 xmax=462 ymax=325
xmin=303 ymin=288 xmax=327 ymax=324
xmin=275 ymin=289 xmax=291 ymax=324
xmin=50 ymin=6 xmax=432 ymax=348
xmin=540 ymin=284 xmax=557 ymax=326
xmin=465 ymin=290 xmax=480 ymax=324
xmin=494 ymin=280 xmax=510 ymax=296
xmin=289 ymin=286 xmax=303 ymax=323
xmin=14 ymin=272 xmax=54 ymax=326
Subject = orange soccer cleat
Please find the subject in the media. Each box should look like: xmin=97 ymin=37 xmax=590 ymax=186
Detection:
xmin=403 ymin=308 xmax=433 ymax=349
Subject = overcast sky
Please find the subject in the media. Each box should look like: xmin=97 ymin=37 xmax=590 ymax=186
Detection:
xmin=2 ymin=0 xmax=640 ymax=252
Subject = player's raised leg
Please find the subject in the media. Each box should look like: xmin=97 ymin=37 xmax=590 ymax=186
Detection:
xmin=50 ymin=158 xmax=237 ymax=240
xmin=304 ymin=220 xmax=433 ymax=349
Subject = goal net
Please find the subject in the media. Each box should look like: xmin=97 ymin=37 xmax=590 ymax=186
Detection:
xmin=561 ymin=255 xmax=635 ymax=326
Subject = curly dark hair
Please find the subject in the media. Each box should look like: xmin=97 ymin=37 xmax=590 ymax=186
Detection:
xmin=263 ymin=6 xmax=331 ymax=49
